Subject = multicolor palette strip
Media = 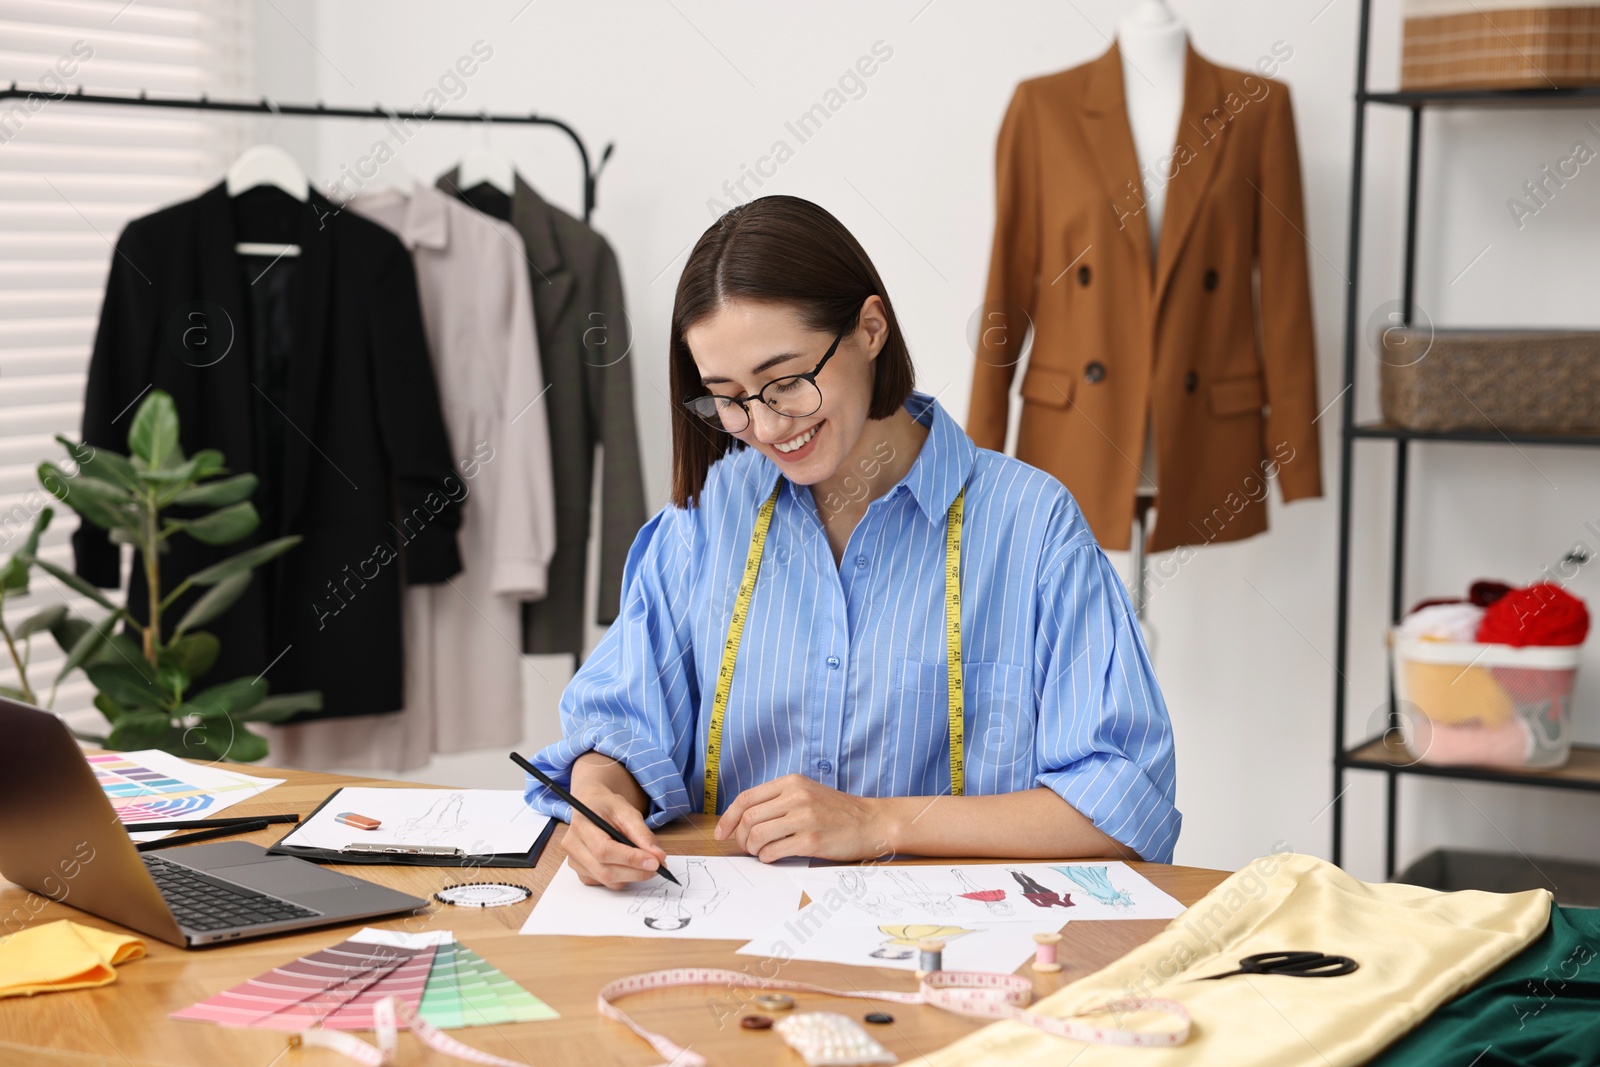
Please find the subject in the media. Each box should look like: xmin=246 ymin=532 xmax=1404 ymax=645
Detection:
xmin=172 ymin=937 xmax=555 ymax=1032
xmin=89 ymin=753 xmax=222 ymax=821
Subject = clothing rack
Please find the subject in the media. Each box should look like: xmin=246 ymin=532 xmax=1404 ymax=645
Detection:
xmin=0 ymin=83 xmax=614 ymax=222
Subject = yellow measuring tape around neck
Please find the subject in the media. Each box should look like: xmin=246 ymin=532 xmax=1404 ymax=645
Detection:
xmin=703 ymin=480 xmax=966 ymax=814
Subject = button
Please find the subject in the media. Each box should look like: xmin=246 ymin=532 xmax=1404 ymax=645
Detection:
xmin=1203 ymin=268 xmax=1219 ymax=291
xmin=826 ymin=655 xmax=840 ymax=669
xmin=741 ymin=1015 xmax=774 ymax=1030
xmin=855 ymin=556 xmax=867 ymax=568
xmin=817 ymin=759 xmax=833 ymax=773
xmin=755 ymin=994 xmax=795 ymax=1012
xmin=1077 ymin=264 xmax=1092 ymax=286
xmin=864 ymin=1012 xmax=895 ymax=1025
xmin=1184 ymin=371 xmax=1198 ymax=394
xmin=1084 ymin=361 xmax=1106 ymax=384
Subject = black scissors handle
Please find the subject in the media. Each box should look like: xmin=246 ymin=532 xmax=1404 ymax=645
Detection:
xmin=1196 ymin=951 xmax=1359 ymax=981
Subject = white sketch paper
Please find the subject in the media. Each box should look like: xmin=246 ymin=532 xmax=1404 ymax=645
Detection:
xmin=519 ymin=856 xmax=805 ymax=940
xmin=792 ymin=862 xmax=1183 ymax=925
xmin=277 ymin=788 xmax=551 ymax=856
xmin=737 ymin=900 xmax=1063 ymax=974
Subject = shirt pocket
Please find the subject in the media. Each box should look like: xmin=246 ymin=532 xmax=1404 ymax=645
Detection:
xmin=963 ymin=661 xmax=1034 ymax=792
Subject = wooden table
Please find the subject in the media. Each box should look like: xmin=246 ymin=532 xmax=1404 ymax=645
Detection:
xmin=0 ymin=761 xmax=1229 ymax=1066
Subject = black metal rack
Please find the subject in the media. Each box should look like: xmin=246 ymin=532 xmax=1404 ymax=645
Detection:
xmin=0 ymin=83 xmax=614 ymax=222
xmin=1330 ymin=0 xmax=1600 ymax=877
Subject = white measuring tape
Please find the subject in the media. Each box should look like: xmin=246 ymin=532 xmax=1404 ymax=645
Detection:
xmin=597 ymin=967 xmax=1191 ymax=1066
xmin=291 ymin=967 xmax=1190 ymax=1065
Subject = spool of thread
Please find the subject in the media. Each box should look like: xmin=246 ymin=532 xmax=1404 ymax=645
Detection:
xmin=916 ymin=939 xmax=945 ymax=976
xmin=1032 ymin=932 xmax=1062 ymax=973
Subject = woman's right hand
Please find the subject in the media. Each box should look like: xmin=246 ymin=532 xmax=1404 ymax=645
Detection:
xmin=563 ymin=787 xmax=669 ymax=889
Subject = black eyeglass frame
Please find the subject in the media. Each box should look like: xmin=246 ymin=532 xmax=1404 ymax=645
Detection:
xmin=685 ymin=327 xmax=849 ymax=433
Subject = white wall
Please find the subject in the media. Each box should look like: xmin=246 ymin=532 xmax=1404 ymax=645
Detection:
xmin=245 ymin=0 xmax=1600 ymax=879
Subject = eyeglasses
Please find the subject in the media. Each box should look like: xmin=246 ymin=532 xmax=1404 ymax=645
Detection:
xmin=685 ymin=327 xmax=847 ymax=434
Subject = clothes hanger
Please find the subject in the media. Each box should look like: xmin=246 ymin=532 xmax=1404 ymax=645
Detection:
xmin=456 ymin=111 xmax=515 ymax=195
xmin=226 ymin=100 xmax=307 ymax=257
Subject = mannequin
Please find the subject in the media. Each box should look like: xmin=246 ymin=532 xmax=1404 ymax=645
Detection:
xmin=1116 ymin=0 xmax=1186 ymax=625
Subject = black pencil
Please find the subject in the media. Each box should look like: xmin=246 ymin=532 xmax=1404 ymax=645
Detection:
xmin=509 ymin=751 xmax=680 ymax=885
xmin=122 ymin=813 xmax=301 ymax=832
xmin=134 ymin=819 xmax=271 ymax=852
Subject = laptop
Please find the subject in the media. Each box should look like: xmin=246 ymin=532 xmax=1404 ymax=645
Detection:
xmin=0 ymin=697 xmax=427 ymax=947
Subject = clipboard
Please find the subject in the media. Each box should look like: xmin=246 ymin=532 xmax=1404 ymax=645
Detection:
xmin=267 ymin=787 xmax=557 ymax=868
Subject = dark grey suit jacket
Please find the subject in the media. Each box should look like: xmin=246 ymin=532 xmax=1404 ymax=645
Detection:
xmin=439 ymin=170 xmax=646 ymax=660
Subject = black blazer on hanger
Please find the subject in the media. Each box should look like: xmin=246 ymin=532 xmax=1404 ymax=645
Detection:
xmin=74 ymin=182 xmax=463 ymax=720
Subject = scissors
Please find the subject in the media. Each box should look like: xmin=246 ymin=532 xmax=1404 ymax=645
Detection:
xmin=1194 ymin=951 xmax=1358 ymax=981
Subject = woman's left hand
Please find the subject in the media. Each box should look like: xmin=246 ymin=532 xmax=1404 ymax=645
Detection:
xmin=714 ymin=774 xmax=893 ymax=862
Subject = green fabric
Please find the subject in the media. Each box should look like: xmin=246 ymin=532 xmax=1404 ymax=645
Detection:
xmin=1371 ymin=904 xmax=1600 ymax=1067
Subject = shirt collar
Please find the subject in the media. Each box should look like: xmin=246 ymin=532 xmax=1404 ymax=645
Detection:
xmin=755 ymin=389 xmax=976 ymax=526
xmin=351 ymin=185 xmax=449 ymax=251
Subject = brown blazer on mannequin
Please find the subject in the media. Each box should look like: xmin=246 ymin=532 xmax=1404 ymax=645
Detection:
xmin=968 ymin=41 xmax=1322 ymax=552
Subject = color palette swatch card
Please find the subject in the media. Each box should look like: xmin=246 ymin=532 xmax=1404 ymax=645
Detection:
xmin=417 ymin=941 xmax=558 ymax=1028
xmin=90 ymin=749 xmax=282 ymax=842
xmin=172 ymin=929 xmax=556 ymax=1032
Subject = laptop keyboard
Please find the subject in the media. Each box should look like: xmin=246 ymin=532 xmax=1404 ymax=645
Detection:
xmin=143 ymin=854 xmax=321 ymax=931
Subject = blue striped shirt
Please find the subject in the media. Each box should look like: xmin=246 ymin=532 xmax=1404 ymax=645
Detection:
xmin=523 ymin=389 xmax=1181 ymax=862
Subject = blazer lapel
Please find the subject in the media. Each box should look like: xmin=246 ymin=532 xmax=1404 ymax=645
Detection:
xmin=1152 ymin=42 xmax=1229 ymax=310
xmin=279 ymin=190 xmax=334 ymax=533
xmin=510 ymin=173 xmax=574 ymax=338
xmin=193 ymin=183 xmax=255 ymax=474
xmin=1076 ymin=43 xmax=1155 ymax=284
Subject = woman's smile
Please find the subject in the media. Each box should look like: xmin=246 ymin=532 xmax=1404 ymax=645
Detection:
xmin=769 ymin=419 xmax=823 ymax=462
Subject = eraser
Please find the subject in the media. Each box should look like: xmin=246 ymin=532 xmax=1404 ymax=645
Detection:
xmin=335 ymin=812 xmax=381 ymax=830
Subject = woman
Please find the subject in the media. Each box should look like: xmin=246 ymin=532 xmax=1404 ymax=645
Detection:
xmin=524 ymin=196 xmax=1178 ymax=888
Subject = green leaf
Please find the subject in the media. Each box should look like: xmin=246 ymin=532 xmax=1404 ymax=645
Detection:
xmin=14 ymin=604 xmax=68 ymax=640
xmin=182 ymin=676 xmax=267 ymax=719
xmin=93 ymin=633 xmax=154 ymax=680
xmin=49 ymin=614 xmax=89 ymax=655
xmin=37 ymin=464 xmax=137 ymax=532
xmin=173 ymin=571 xmax=251 ymax=635
xmin=171 ymin=474 xmax=257 ymax=508
xmin=0 ymin=685 xmax=30 ymax=702
xmin=191 ymin=451 xmax=227 ymax=479
xmin=162 ymin=632 xmax=220 ymax=680
xmin=173 ymin=502 xmax=259 ymax=546
xmin=94 ymin=691 xmax=130 ymax=724
xmin=1 ymin=507 xmax=51 ymax=592
xmin=29 ymin=556 xmax=118 ymax=611
xmin=54 ymin=614 xmax=117 ymax=684
xmin=105 ymin=712 xmax=176 ymax=751
xmin=128 ymin=390 xmax=182 ymax=469
xmin=187 ymin=536 xmax=301 ymax=587
xmin=194 ymin=722 xmax=267 ymax=763
xmin=54 ymin=437 xmax=139 ymax=492
xmin=137 ymin=455 xmax=201 ymax=484
xmin=238 ymin=690 xmax=323 ymax=723
xmin=86 ymin=663 xmax=168 ymax=711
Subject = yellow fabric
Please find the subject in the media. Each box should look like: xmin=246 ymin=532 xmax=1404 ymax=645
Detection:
xmin=1404 ymin=661 xmax=1514 ymax=725
xmin=909 ymin=852 xmax=1551 ymax=1067
xmin=0 ymin=920 xmax=146 ymax=998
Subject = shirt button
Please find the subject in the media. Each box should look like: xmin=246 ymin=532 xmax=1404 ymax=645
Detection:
xmin=855 ymin=556 xmax=867 ymax=568
xmin=1203 ymin=268 xmax=1220 ymax=291
xmin=826 ymin=656 xmax=840 ymax=669
xmin=1184 ymin=371 xmax=1199 ymax=394
xmin=1077 ymin=264 xmax=1092 ymax=286
xmin=1084 ymin=360 xmax=1106 ymax=384
xmin=817 ymin=759 xmax=833 ymax=773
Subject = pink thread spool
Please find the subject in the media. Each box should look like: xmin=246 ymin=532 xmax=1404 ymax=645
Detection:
xmin=1032 ymin=932 xmax=1063 ymax=973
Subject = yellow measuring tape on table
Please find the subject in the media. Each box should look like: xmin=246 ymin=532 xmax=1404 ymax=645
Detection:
xmin=703 ymin=480 xmax=968 ymax=814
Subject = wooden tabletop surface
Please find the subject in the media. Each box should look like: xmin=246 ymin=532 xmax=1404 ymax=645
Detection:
xmin=0 ymin=761 xmax=1230 ymax=1066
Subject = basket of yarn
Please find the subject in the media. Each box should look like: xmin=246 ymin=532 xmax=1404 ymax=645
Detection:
xmin=1392 ymin=582 xmax=1589 ymax=770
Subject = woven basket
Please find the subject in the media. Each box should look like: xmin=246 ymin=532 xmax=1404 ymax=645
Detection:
xmin=1401 ymin=1 xmax=1600 ymax=89
xmin=1378 ymin=328 xmax=1600 ymax=433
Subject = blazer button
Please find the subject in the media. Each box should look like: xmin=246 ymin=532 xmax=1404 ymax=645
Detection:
xmin=1184 ymin=372 xmax=1198 ymax=394
xmin=1084 ymin=361 xmax=1106 ymax=384
xmin=1203 ymin=269 xmax=1219 ymax=291
xmin=1078 ymin=264 xmax=1092 ymax=286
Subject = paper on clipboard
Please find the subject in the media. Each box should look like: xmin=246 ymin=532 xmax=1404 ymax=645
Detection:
xmin=278 ymin=787 xmax=550 ymax=856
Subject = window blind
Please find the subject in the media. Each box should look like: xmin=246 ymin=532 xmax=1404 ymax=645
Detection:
xmin=0 ymin=0 xmax=246 ymax=727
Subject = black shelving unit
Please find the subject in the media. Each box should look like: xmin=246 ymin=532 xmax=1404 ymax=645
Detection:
xmin=1330 ymin=0 xmax=1600 ymax=877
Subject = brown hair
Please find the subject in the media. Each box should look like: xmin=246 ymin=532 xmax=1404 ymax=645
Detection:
xmin=668 ymin=195 xmax=916 ymax=509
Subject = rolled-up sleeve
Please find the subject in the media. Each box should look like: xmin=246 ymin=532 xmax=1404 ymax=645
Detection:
xmin=522 ymin=503 xmax=701 ymax=829
xmin=1033 ymin=528 xmax=1180 ymax=863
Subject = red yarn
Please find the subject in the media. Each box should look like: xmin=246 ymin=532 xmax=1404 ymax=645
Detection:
xmin=1475 ymin=583 xmax=1590 ymax=647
